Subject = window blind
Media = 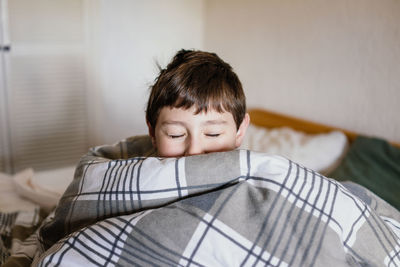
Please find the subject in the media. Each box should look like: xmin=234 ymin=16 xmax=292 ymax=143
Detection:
xmin=2 ymin=0 xmax=88 ymax=173
xmin=8 ymin=52 xmax=88 ymax=172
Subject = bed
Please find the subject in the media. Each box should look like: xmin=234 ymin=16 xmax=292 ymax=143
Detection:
xmin=1 ymin=108 xmax=399 ymax=266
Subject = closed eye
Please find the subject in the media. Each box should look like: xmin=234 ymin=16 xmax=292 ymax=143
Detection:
xmin=205 ymin=133 xmax=220 ymax=137
xmin=169 ymin=134 xmax=184 ymax=139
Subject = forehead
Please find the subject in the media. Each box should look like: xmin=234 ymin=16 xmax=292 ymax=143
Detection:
xmin=157 ymin=106 xmax=235 ymax=126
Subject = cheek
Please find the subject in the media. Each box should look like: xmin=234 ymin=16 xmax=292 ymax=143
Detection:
xmin=156 ymin=139 xmax=185 ymax=157
xmin=207 ymin=134 xmax=238 ymax=152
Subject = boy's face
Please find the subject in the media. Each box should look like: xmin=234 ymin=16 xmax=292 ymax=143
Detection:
xmin=148 ymin=106 xmax=249 ymax=157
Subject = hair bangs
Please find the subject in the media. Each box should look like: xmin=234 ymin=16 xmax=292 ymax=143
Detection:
xmin=172 ymin=82 xmax=231 ymax=114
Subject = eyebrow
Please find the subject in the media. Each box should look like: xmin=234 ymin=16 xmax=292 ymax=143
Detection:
xmin=161 ymin=121 xmax=185 ymax=126
xmin=202 ymin=120 xmax=228 ymax=126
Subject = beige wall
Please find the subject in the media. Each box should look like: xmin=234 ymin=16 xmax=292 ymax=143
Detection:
xmin=204 ymin=0 xmax=400 ymax=143
xmin=85 ymin=0 xmax=205 ymax=145
xmin=86 ymin=0 xmax=400 ymax=145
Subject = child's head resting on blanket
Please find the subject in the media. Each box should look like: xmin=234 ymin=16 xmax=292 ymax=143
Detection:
xmin=146 ymin=49 xmax=250 ymax=157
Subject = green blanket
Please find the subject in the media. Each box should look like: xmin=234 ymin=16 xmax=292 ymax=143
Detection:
xmin=329 ymin=136 xmax=400 ymax=210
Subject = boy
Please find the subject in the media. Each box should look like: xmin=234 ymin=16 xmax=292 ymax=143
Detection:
xmin=146 ymin=49 xmax=250 ymax=157
xmin=85 ymin=49 xmax=249 ymax=160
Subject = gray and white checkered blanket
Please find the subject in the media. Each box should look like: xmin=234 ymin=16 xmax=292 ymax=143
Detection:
xmin=21 ymin=136 xmax=400 ymax=266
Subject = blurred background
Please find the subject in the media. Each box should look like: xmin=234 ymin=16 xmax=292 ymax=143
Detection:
xmin=0 ymin=0 xmax=399 ymax=173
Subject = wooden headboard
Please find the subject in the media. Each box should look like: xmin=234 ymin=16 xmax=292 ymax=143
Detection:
xmin=248 ymin=108 xmax=400 ymax=148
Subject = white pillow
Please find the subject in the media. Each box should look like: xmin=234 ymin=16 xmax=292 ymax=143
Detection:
xmin=0 ymin=172 xmax=38 ymax=212
xmin=13 ymin=166 xmax=75 ymax=210
xmin=240 ymin=124 xmax=349 ymax=174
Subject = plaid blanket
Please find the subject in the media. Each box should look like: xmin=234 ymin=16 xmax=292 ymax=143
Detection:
xmin=2 ymin=136 xmax=400 ymax=266
xmin=0 ymin=208 xmax=49 ymax=266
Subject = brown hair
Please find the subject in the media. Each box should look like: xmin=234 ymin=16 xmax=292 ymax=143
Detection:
xmin=146 ymin=49 xmax=246 ymax=129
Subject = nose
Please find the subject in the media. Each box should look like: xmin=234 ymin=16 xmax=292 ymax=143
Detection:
xmin=185 ymin=136 xmax=204 ymax=156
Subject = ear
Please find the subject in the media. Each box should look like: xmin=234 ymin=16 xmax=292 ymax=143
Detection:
xmin=235 ymin=113 xmax=250 ymax=148
xmin=146 ymin=121 xmax=157 ymax=147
